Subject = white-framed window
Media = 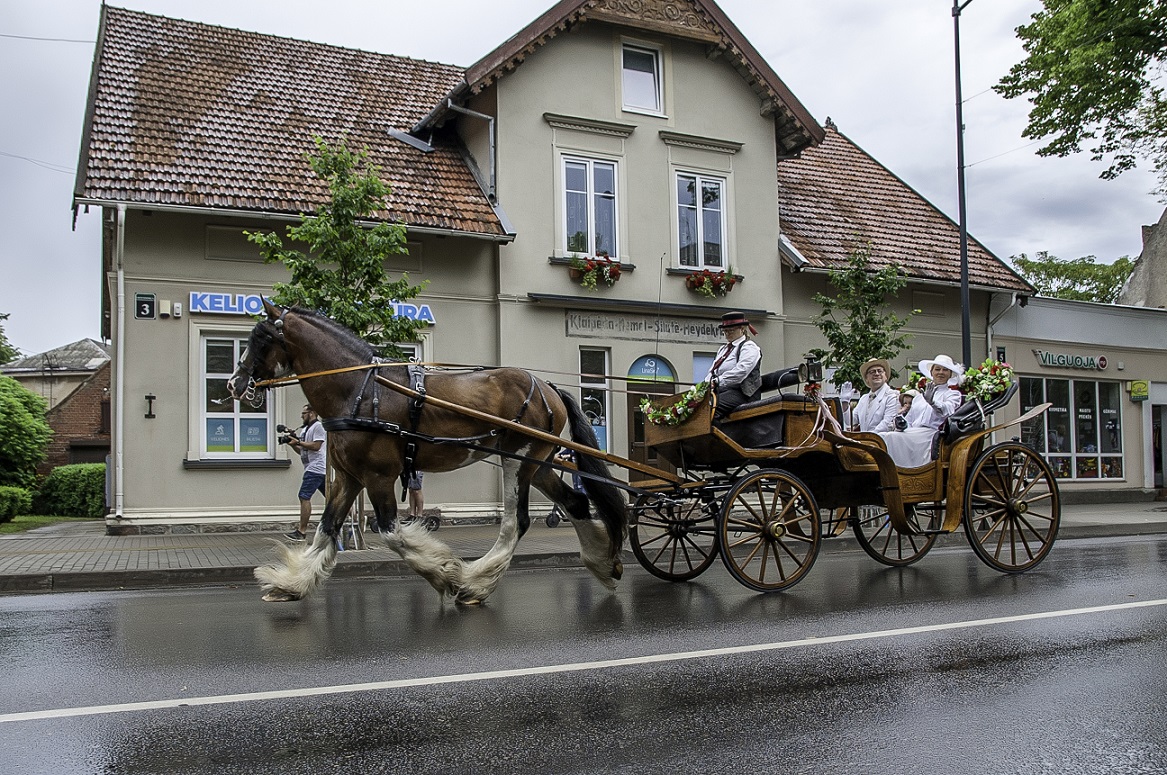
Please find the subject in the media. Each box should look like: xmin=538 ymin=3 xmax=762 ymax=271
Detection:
xmin=200 ymin=335 xmax=274 ymax=459
xmin=677 ymin=172 xmax=726 ymax=269
xmin=564 ymin=157 xmax=619 ymax=258
xmin=580 ymin=348 xmax=610 ymax=453
xmin=622 ymin=43 xmax=662 ymax=114
xmin=1020 ymin=376 xmax=1124 ymax=480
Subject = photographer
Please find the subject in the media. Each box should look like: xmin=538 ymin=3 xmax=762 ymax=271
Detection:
xmin=282 ymin=404 xmax=326 ymax=542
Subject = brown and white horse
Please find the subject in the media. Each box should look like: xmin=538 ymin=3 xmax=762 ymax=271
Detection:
xmin=226 ymin=301 xmax=627 ymax=604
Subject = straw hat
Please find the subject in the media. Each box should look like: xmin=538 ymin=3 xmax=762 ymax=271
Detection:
xmin=859 ymin=358 xmax=891 ymax=379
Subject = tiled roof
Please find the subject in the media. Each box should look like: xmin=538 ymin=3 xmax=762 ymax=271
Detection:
xmin=76 ymin=7 xmax=507 ymax=238
xmin=2 ymin=339 xmax=110 ymax=374
xmin=777 ymin=125 xmax=1032 ymax=293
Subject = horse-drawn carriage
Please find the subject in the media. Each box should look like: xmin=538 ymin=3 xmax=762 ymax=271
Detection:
xmin=629 ymin=366 xmax=1060 ymax=592
xmin=228 ymin=302 xmax=1059 ymax=603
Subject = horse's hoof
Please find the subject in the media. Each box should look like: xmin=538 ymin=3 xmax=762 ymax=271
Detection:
xmin=455 ymin=597 xmax=483 ymax=606
xmin=612 ymin=560 xmax=624 ymax=580
xmin=262 ymin=590 xmax=299 ymax=603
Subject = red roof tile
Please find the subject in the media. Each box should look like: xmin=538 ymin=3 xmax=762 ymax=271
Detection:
xmin=76 ymin=7 xmax=506 ymax=238
xmin=777 ymin=125 xmax=1032 ymax=293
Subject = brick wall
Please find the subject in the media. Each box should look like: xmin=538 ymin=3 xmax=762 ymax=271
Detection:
xmin=40 ymin=362 xmax=111 ymax=475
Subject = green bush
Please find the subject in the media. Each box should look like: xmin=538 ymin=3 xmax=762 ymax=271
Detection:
xmin=0 ymin=486 xmax=32 ymax=523
xmin=0 ymin=376 xmax=52 ymax=488
xmin=34 ymin=464 xmax=107 ymax=518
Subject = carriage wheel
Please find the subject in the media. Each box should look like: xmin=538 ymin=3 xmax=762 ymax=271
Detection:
xmin=963 ymin=442 xmax=1060 ymax=573
xmin=851 ymin=503 xmax=940 ymax=567
xmin=718 ymin=469 xmax=820 ymax=592
xmin=630 ymin=493 xmax=720 ymax=581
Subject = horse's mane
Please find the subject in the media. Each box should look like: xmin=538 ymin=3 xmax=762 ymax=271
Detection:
xmin=291 ymin=307 xmax=375 ymax=360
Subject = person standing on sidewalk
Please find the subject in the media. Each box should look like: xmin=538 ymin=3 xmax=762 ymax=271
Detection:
xmin=285 ymin=404 xmax=326 ymax=542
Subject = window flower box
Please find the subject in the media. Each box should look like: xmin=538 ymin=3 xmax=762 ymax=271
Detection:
xmin=684 ymin=268 xmax=736 ymax=297
xmin=569 ymin=253 xmax=621 ymax=290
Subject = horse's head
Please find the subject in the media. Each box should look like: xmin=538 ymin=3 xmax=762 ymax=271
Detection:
xmin=226 ymin=299 xmax=293 ymax=405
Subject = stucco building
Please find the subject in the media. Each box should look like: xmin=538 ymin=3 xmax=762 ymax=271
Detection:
xmin=80 ymin=0 xmax=1144 ymax=533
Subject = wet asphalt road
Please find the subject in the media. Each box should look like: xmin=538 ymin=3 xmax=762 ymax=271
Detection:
xmin=1 ymin=534 xmax=1165 ymax=775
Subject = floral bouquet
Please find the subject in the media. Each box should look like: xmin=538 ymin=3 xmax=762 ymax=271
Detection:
xmin=900 ymin=371 xmax=930 ymax=394
xmin=569 ymin=253 xmax=621 ymax=290
xmin=961 ymin=358 xmax=1014 ymax=403
xmin=684 ymin=268 xmax=736 ymax=297
xmin=640 ymin=382 xmax=709 ymax=426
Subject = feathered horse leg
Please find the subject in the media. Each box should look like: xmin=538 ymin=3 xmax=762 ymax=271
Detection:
xmin=455 ymin=456 xmax=533 ymax=604
xmin=255 ymin=469 xmax=359 ymax=602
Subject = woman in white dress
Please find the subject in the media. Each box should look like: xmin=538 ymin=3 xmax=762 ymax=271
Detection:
xmin=850 ymin=357 xmax=899 ymax=432
xmin=879 ymin=354 xmax=964 ymax=468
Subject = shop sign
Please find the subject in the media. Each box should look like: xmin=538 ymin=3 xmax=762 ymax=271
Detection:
xmin=566 ymin=310 xmax=722 ymax=344
xmin=1128 ymin=380 xmax=1149 ymax=402
xmin=188 ymin=291 xmax=436 ymax=323
xmin=1032 ymin=349 xmax=1107 ymax=371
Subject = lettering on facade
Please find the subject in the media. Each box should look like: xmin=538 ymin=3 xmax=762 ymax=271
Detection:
xmin=1032 ymin=349 xmax=1107 ymax=371
xmin=188 ymin=291 xmax=436 ymax=323
xmin=565 ymin=310 xmax=723 ymax=344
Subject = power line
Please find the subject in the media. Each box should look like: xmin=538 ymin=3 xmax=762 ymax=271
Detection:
xmin=965 ymin=139 xmax=1044 ymax=169
xmin=0 ymin=33 xmax=94 ymax=43
xmin=0 ymin=150 xmax=74 ymax=175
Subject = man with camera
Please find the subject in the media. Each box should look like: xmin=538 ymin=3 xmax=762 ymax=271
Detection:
xmin=282 ymin=404 xmax=327 ymax=542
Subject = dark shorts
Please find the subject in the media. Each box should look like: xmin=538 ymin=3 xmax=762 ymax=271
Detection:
xmin=299 ymin=471 xmax=326 ymax=501
xmin=406 ymin=471 xmax=424 ymax=491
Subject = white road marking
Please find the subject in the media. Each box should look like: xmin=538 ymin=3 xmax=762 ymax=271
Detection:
xmin=3 ymin=597 xmax=1165 ymax=723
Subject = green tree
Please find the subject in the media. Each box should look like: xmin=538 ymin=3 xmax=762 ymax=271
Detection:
xmin=995 ymin=0 xmax=1167 ymax=193
xmin=0 ymin=376 xmax=52 ymax=488
xmin=811 ymin=243 xmax=919 ymax=388
xmin=1012 ymin=251 xmax=1135 ymax=303
xmin=0 ymin=313 xmax=18 ymax=364
xmin=247 ymin=137 xmax=428 ymax=354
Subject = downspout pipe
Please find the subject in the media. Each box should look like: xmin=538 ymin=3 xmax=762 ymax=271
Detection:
xmin=114 ymin=203 xmax=126 ymax=518
xmin=444 ymin=99 xmax=497 ymax=204
xmin=986 ymin=291 xmax=1020 ymax=366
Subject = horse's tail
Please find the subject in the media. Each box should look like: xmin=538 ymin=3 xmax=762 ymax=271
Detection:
xmin=555 ymin=387 xmax=627 ymax=555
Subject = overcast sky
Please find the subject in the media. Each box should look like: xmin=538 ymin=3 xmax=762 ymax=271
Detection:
xmin=2 ymin=0 xmax=1163 ymax=356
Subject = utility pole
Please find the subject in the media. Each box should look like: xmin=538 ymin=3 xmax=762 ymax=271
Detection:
xmin=953 ymin=0 xmax=974 ymax=367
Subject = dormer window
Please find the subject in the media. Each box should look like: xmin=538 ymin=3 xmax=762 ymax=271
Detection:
xmin=622 ymin=44 xmax=661 ymax=114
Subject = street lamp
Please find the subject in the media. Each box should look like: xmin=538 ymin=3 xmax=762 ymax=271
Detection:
xmin=953 ymin=0 xmax=973 ymax=367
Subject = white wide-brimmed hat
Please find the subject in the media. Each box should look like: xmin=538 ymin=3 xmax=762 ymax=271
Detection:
xmin=917 ymin=354 xmax=965 ymax=384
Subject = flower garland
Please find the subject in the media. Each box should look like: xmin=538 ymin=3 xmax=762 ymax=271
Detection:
xmin=569 ymin=253 xmax=621 ymax=290
xmin=961 ymin=358 xmax=1014 ymax=403
xmin=640 ymin=382 xmax=709 ymax=426
xmin=684 ymin=268 xmax=736 ymax=297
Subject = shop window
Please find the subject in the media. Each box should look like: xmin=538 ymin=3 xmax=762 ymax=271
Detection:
xmin=580 ymin=348 xmax=610 ymax=452
xmin=677 ymin=173 xmax=725 ymax=269
xmin=692 ymin=352 xmax=716 ymax=385
xmin=564 ymin=157 xmax=618 ymax=258
xmin=1019 ymin=376 xmax=1124 ymax=480
xmin=201 ymin=336 xmax=273 ymax=458
xmin=622 ymin=44 xmax=662 ymax=114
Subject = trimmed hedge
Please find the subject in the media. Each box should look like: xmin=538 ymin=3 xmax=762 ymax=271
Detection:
xmin=34 ymin=464 xmax=107 ymax=518
xmin=0 ymin=486 xmax=32 ymax=523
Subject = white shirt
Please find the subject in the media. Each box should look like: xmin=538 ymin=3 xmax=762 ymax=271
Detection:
xmin=704 ymin=339 xmax=761 ymax=388
xmin=853 ymin=383 xmax=899 ymax=432
xmin=300 ymin=420 xmax=328 ymax=474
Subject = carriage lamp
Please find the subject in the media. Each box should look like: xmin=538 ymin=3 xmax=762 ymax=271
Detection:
xmin=145 ymin=394 xmax=156 ymax=419
xmin=798 ymin=355 xmax=823 ymax=385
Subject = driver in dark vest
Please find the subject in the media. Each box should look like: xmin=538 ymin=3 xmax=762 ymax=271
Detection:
xmin=704 ymin=311 xmax=762 ymax=418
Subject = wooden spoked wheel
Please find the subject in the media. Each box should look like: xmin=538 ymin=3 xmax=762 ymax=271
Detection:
xmin=718 ymin=469 xmax=821 ymax=592
xmin=963 ymin=442 xmax=1060 ymax=572
xmin=851 ymin=502 xmax=940 ymax=567
xmin=630 ymin=493 xmax=719 ymax=581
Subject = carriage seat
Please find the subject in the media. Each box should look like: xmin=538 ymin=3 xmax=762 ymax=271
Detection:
xmin=759 ymin=366 xmax=801 ymax=395
xmin=928 ymin=380 xmax=1019 ymax=459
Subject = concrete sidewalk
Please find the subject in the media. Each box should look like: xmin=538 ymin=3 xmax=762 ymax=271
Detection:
xmin=2 ymin=501 xmax=1165 ymax=594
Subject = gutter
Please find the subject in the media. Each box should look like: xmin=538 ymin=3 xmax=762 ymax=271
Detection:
xmin=114 ymin=203 xmax=126 ymax=519
xmin=72 ymin=199 xmax=514 ymax=244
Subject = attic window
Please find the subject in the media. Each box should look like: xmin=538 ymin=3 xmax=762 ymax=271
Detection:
xmin=622 ymin=44 xmax=661 ymax=114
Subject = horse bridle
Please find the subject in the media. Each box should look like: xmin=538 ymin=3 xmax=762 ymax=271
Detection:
xmin=230 ymin=311 xmax=290 ymax=408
